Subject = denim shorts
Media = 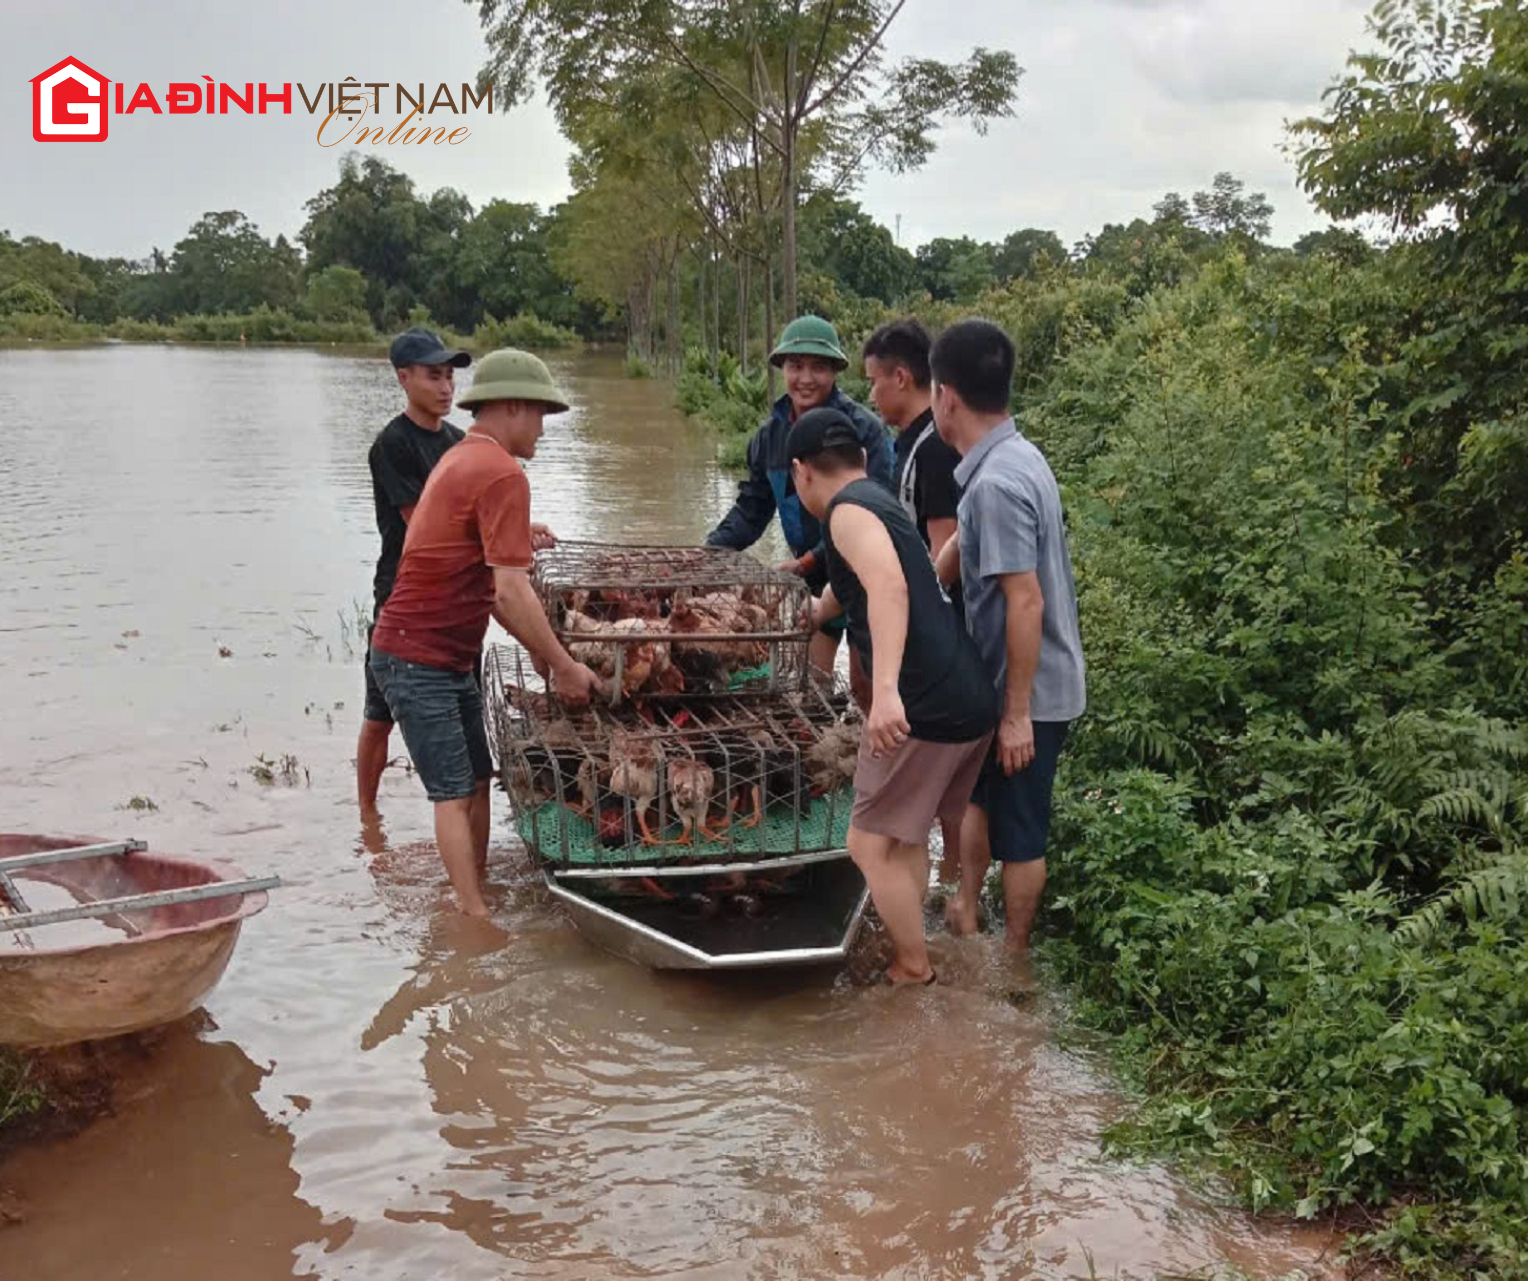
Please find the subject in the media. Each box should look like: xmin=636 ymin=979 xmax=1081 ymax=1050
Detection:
xmin=363 ymin=623 xmax=393 ymax=723
xmin=367 ymin=649 xmax=493 ymax=802
xmin=970 ymin=721 xmax=1070 ymax=863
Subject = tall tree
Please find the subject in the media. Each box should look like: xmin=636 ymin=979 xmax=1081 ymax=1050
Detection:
xmin=167 ymin=211 xmax=301 ymax=315
xmin=466 ymin=0 xmax=1021 ymax=317
xmin=1291 ymin=0 xmax=1528 ymax=593
xmin=300 ymin=156 xmax=427 ymax=323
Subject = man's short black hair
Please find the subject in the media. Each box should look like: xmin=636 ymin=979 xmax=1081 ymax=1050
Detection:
xmin=862 ymin=318 xmax=932 ymax=389
xmin=806 ymin=443 xmax=868 ymax=475
xmin=929 ymin=319 xmax=1015 ymax=415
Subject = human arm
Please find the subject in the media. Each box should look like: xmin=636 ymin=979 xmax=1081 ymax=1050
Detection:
xmin=811 ymin=583 xmax=844 ymax=629
xmin=478 ymin=470 xmax=600 ymax=704
xmin=491 ymin=568 xmax=602 ymax=705
xmin=966 ymin=476 xmax=1045 ymax=773
xmin=926 ymin=517 xmax=957 ymax=561
xmin=995 ymin=571 xmax=1044 ymax=774
xmin=934 ymin=534 xmax=961 ymax=590
xmin=705 ymin=429 xmax=776 ymax=551
xmin=919 ymin=433 xmax=962 ymax=562
xmin=827 ymin=504 xmax=910 ymax=757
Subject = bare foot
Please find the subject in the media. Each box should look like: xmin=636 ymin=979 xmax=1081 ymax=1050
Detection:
xmin=885 ymin=962 xmax=937 ymax=986
xmin=945 ymin=895 xmax=980 ymax=936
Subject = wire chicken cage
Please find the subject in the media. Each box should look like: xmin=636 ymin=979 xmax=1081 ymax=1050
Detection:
xmin=529 ymin=541 xmax=816 ymax=702
xmin=485 ymin=642 xmax=862 ymax=873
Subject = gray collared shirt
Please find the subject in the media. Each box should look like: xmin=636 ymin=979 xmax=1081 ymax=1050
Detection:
xmin=954 ymin=419 xmax=1086 ymax=722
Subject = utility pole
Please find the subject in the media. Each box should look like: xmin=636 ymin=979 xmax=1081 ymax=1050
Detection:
xmin=894 ymin=213 xmax=902 ymax=246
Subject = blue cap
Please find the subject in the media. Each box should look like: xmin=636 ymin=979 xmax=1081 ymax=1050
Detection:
xmin=388 ymin=326 xmax=470 ymax=370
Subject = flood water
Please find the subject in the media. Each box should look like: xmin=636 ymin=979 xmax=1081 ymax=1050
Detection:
xmin=0 ymin=346 xmax=1336 ymax=1279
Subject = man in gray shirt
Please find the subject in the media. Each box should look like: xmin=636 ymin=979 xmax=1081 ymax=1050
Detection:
xmin=931 ymin=319 xmax=1086 ymax=951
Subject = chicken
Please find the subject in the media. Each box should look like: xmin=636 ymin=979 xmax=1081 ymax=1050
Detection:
xmin=805 ymin=721 xmax=861 ymax=795
xmin=666 ymin=756 xmax=721 ymax=845
xmin=568 ymin=756 xmax=603 ymax=816
xmin=607 ymin=730 xmax=660 ymax=845
xmin=669 ymin=591 xmax=771 ymax=669
xmin=562 ymin=609 xmax=672 ymax=699
xmin=726 ymin=726 xmax=777 ymax=829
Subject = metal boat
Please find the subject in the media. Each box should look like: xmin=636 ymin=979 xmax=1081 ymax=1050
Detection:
xmin=541 ymin=849 xmax=869 ymax=971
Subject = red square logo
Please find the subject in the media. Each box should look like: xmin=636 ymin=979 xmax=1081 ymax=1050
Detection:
xmin=32 ymin=56 xmax=109 ymax=142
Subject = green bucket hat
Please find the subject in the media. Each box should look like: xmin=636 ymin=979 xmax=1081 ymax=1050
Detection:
xmin=457 ymin=348 xmax=572 ymax=413
xmin=768 ymin=315 xmax=848 ymax=370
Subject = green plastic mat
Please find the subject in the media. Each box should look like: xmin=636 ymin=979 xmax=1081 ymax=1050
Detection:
xmin=516 ymin=787 xmax=853 ymax=866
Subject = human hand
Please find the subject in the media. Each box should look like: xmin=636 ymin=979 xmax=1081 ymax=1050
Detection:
xmin=998 ymin=713 xmax=1035 ymax=775
xmin=530 ymin=523 xmax=558 ymax=551
xmin=866 ymin=690 xmax=911 ymax=758
xmin=552 ymin=661 xmax=604 ymax=707
xmin=776 ymin=557 xmax=805 ymax=576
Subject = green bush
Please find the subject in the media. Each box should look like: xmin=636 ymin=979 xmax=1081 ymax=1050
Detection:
xmin=0 ymin=311 xmax=93 ymax=341
xmin=674 ymin=348 xmax=771 ymax=470
xmin=0 ymin=279 xmax=67 ymax=316
xmin=1023 ymin=246 xmax=1528 ymax=1277
xmin=470 ymin=311 xmax=580 ymax=351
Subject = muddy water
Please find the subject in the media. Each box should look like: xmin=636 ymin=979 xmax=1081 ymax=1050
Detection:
xmin=0 ymin=347 xmax=1335 ymax=1280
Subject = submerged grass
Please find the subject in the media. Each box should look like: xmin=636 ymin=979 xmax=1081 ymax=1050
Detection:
xmin=0 ymin=1050 xmax=45 ymax=1134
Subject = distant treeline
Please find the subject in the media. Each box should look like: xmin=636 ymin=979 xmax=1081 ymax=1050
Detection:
xmin=0 ymin=154 xmax=1328 ymax=358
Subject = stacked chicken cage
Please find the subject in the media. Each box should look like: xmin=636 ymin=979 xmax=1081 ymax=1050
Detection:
xmin=484 ymin=542 xmax=863 ymax=881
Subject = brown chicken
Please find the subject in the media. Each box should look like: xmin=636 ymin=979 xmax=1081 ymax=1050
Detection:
xmin=669 ymin=591 xmax=771 ymax=668
xmin=562 ymin=609 xmax=672 ymax=699
xmin=666 ymin=756 xmax=721 ymax=844
xmin=607 ymin=730 xmax=660 ymax=844
xmin=805 ymin=721 xmax=861 ymax=795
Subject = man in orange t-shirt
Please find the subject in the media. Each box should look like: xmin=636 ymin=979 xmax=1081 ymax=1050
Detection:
xmin=369 ymin=349 xmax=603 ymax=917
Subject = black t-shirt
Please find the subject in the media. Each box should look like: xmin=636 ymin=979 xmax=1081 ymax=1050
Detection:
xmin=824 ymin=478 xmax=998 ymax=744
xmin=893 ymin=409 xmax=961 ymax=544
xmin=893 ymin=408 xmax=963 ymax=612
xmin=368 ymin=413 xmax=465 ymax=609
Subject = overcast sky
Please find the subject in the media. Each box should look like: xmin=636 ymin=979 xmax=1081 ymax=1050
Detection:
xmin=6 ymin=0 xmax=1375 ymax=262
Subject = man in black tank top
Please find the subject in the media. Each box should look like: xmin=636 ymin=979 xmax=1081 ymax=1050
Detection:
xmin=789 ymin=407 xmax=998 ymax=986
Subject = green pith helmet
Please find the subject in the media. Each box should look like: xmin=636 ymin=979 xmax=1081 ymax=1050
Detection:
xmin=456 ymin=348 xmax=572 ymax=413
xmin=768 ymin=315 xmax=848 ymax=370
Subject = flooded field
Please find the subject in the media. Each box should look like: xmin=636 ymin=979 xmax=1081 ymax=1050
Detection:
xmin=0 ymin=345 xmax=1338 ymax=1279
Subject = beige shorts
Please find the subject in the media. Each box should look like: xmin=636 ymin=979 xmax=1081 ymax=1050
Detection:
xmin=850 ymin=731 xmax=994 ymax=846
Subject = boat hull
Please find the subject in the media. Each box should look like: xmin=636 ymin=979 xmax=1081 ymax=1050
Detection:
xmin=0 ymin=834 xmax=269 ymax=1049
xmin=542 ymin=850 xmax=870 ymax=971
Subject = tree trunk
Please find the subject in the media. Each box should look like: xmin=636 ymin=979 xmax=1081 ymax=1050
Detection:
xmin=781 ymin=37 xmax=799 ymax=322
xmin=697 ymin=247 xmax=708 ymax=370
xmin=710 ymin=241 xmax=721 ymax=368
xmin=764 ymin=250 xmax=778 ymax=402
xmin=737 ymin=255 xmax=750 ymax=376
xmin=667 ymin=250 xmax=681 ymax=375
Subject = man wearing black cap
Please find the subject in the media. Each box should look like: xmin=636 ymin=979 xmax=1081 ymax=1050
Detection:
xmin=791 ymin=406 xmax=998 ymax=986
xmin=357 ymin=327 xmax=472 ymax=818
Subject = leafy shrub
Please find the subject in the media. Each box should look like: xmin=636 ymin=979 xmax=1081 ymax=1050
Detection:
xmin=0 ymin=279 xmax=67 ymax=316
xmin=1024 ymin=244 xmax=1528 ymax=1277
xmin=471 ymin=311 xmax=580 ymax=351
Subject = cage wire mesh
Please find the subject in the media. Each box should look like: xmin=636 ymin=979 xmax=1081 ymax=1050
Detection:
xmin=485 ymin=642 xmax=861 ymax=870
xmin=529 ymin=541 xmax=816 ymax=701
